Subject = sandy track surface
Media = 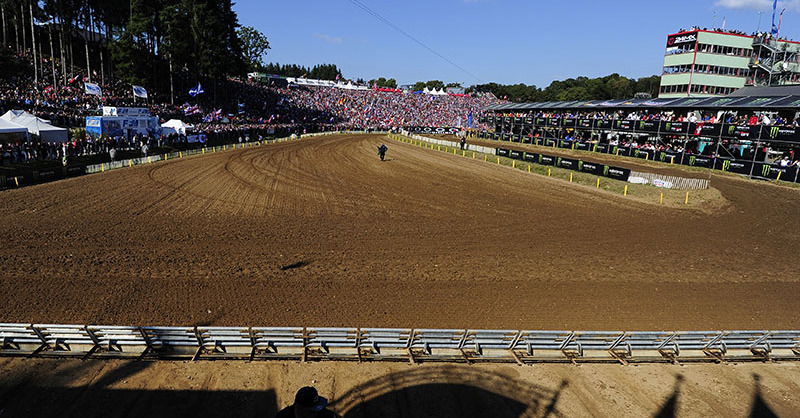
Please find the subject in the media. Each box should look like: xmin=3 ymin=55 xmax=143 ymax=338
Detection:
xmin=0 ymin=134 xmax=798 ymax=329
xmin=1 ymin=357 xmax=799 ymax=417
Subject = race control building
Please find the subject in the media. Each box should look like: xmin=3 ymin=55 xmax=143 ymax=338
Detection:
xmin=660 ymin=29 xmax=800 ymax=98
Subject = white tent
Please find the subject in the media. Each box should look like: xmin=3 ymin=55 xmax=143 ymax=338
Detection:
xmin=161 ymin=119 xmax=193 ymax=136
xmin=1 ymin=110 xmax=68 ymax=142
xmin=0 ymin=118 xmax=27 ymax=133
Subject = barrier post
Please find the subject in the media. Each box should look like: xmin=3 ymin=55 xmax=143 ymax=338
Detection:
xmin=624 ymin=185 xmax=628 ymax=196
xmin=472 ymin=152 xmax=476 ymax=159
xmin=129 ymin=160 xmax=133 ymax=168
xmin=179 ymin=152 xmax=183 ymax=158
xmin=484 ymin=155 xmax=487 ymax=162
xmin=528 ymin=165 xmax=531 ymax=173
xmin=547 ymin=167 xmax=551 ymax=176
xmin=101 ymin=163 xmax=105 ymax=172
xmin=164 ymin=154 xmax=168 ymax=160
xmin=776 ymin=171 xmax=782 ymax=182
xmin=685 ymin=191 xmax=689 ymax=205
xmin=14 ymin=177 xmax=19 ymax=187
xmin=596 ymin=178 xmax=600 ymax=188
xmin=512 ymin=161 xmax=516 ymax=168
xmin=497 ymin=157 xmax=500 ymax=164
xmin=569 ymin=173 xmax=573 ymax=183
xmin=660 ymin=192 xmax=664 ymax=204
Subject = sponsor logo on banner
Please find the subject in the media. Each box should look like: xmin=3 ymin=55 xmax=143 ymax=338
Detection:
xmin=408 ymin=126 xmax=461 ymax=134
xmin=762 ymin=164 xmax=771 ymax=177
xmin=722 ymin=160 xmax=731 ymax=171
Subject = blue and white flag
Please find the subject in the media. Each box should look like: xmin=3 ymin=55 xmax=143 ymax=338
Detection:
xmin=84 ymin=82 xmax=102 ymax=96
xmin=132 ymin=85 xmax=148 ymax=99
xmin=467 ymin=111 xmax=474 ymax=128
xmin=771 ymin=0 xmax=779 ymax=36
xmin=189 ymin=82 xmax=205 ymax=97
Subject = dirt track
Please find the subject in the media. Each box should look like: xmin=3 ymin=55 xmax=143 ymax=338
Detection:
xmin=0 ymin=134 xmax=798 ymax=330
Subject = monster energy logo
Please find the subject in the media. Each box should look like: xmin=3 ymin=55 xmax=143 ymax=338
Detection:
xmin=769 ymin=126 xmax=779 ymax=139
xmin=556 ymin=157 xmax=562 ymax=166
xmin=578 ymin=161 xmax=584 ymax=170
xmin=689 ymin=156 xmax=696 ymax=166
xmin=659 ymin=152 xmax=666 ymax=162
xmin=538 ymin=154 xmax=543 ymax=163
xmin=665 ymin=123 xmax=671 ymax=131
xmin=728 ymin=126 xmax=736 ymax=135
xmin=639 ymin=121 xmax=645 ymax=129
xmin=603 ymin=166 xmax=609 ymax=176
xmin=722 ymin=160 xmax=731 ymax=171
xmin=762 ymin=164 xmax=771 ymax=177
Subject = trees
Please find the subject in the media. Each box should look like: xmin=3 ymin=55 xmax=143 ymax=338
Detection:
xmin=237 ymin=25 xmax=270 ymax=71
xmin=473 ymin=74 xmax=661 ymax=102
xmin=370 ymin=77 xmax=397 ymax=88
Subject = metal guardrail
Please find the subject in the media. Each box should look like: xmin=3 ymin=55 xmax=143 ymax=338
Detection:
xmin=1 ymin=324 xmax=798 ymax=363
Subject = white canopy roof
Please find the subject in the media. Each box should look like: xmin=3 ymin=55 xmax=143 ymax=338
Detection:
xmin=161 ymin=119 xmax=193 ymax=135
xmin=0 ymin=118 xmax=28 ymax=134
xmin=1 ymin=110 xmax=68 ymax=142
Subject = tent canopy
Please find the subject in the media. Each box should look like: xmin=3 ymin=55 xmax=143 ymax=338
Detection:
xmin=1 ymin=110 xmax=68 ymax=142
xmin=0 ymin=118 xmax=28 ymax=134
xmin=161 ymin=119 xmax=193 ymax=135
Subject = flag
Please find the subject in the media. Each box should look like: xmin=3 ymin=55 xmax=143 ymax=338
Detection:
xmin=132 ymin=85 xmax=148 ymax=99
xmin=771 ymin=0 xmax=779 ymax=36
xmin=779 ymin=8 xmax=786 ymax=35
xmin=189 ymin=82 xmax=204 ymax=97
xmin=84 ymin=82 xmax=102 ymax=96
xmin=68 ymin=74 xmax=81 ymax=84
xmin=43 ymin=86 xmax=55 ymax=95
xmin=467 ymin=111 xmax=474 ymax=128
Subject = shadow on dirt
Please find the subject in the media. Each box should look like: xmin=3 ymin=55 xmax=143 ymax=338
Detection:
xmin=280 ymin=260 xmax=312 ymax=271
xmin=329 ymin=366 xmax=567 ymax=418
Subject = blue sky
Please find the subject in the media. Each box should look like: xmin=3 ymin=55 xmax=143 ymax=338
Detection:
xmin=234 ymin=0 xmax=800 ymax=87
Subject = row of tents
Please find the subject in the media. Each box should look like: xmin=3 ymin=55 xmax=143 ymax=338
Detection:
xmin=0 ymin=110 xmax=68 ymax=142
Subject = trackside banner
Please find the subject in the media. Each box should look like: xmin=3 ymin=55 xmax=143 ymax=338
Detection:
xmin=497 ymin=147 xmax=631 ymax=181
xmin=406 ymin=126 xmax=461 ymax=134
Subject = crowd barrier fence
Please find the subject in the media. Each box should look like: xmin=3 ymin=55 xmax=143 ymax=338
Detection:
xmin=1 ymin=324 xmax=798 ymax=364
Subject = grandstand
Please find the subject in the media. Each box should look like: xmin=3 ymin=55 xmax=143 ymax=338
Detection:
xmin=480 ymin=88 xmax=800 ymax=181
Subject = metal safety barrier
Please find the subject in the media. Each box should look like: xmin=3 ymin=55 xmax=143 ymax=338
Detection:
xmin=1 ymin=324 xmax=798 ymax=363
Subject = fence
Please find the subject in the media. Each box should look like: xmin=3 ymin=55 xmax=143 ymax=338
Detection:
xmin=83 ymin=131 xmax=386 ymax=175
xmin=400 ymin=130 xmax=496 ymax=155
xmin=1 ymin=324 xmax=798 ymax=363
xmin=629 ymin=171 xmax=710 ymax=190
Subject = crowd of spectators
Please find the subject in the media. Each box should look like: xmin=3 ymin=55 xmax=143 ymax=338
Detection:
xmin=0 ymin=48 xmax=501 ymax=167
xmin=502 ymin=109 xmax=800 ymax=127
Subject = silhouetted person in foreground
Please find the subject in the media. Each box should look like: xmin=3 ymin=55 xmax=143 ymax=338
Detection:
xmin=276 ymin=386 xmax=339 ymax=418
xmin=377 ymin=144 xmax=388 ymax=161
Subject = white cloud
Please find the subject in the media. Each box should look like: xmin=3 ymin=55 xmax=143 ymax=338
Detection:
xmin=715 ymin=0 xmax=800 ymax=11
xmin=314 ymin=33 xmax=343 ymax=44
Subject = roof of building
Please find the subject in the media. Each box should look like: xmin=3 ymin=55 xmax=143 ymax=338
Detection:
xmin=728 ymin=85 xmax=800 ymax=97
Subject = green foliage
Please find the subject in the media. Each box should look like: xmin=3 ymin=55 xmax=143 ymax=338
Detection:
xmin=370 ymin=77 xmax=397 ymax=88
xmin=472 ymin=74 xmax=661 ymax=102
xmin=237 ymin=26 xmax=270 ymax=71
xmin=0 ymin=47 xmax=32 ymax=80
xmin=261 ymin=62 xmax=343 ymax=80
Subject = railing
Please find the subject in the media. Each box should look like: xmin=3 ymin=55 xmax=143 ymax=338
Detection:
xmin=1 ymin=324 xmax=798 ymax=363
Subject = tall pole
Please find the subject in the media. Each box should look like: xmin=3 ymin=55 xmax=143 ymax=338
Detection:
xmin=757 ymin=11 xmax=764 ymax=33
xmin=49 ymin=23 xmax=56 ymax=88
xmin=59 ymin=16 xmax=66 ymax=86
xmin=1 ymin=5 xmax=6 ymax=47
xmin=169 ymin=56 xmax=175 ymax=105
xmin=30 ymin=1 xmax=38 ymax=85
